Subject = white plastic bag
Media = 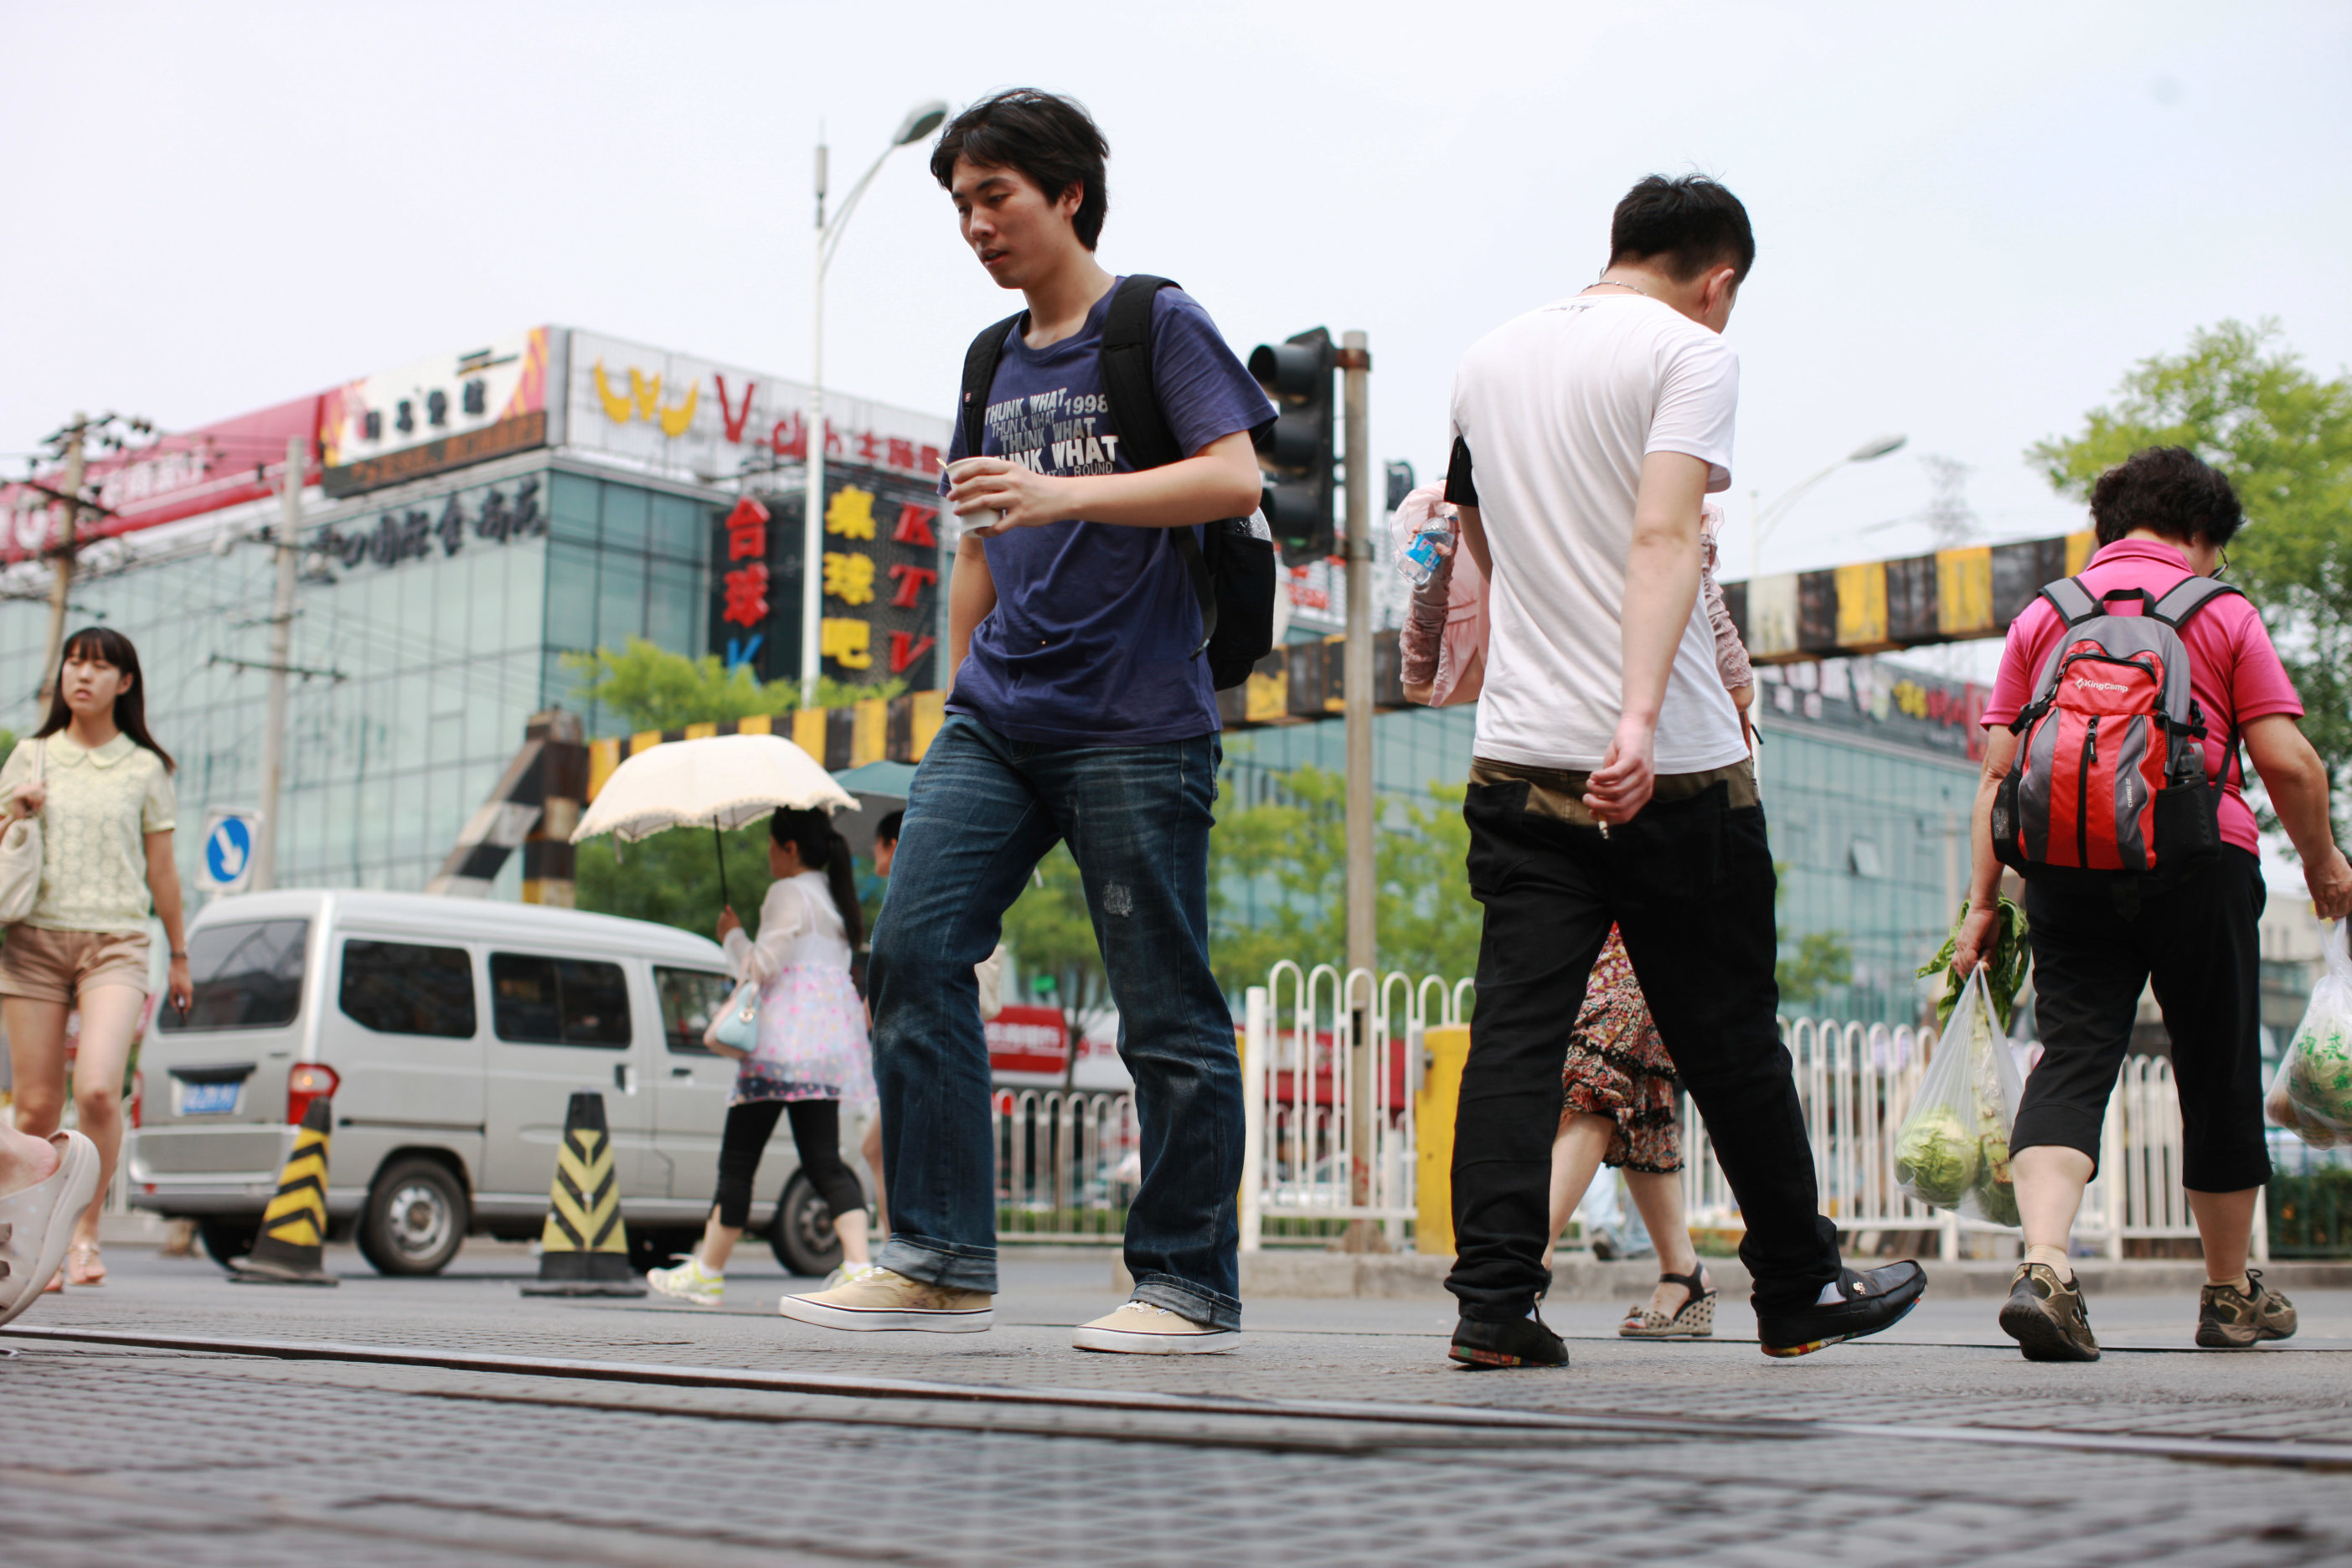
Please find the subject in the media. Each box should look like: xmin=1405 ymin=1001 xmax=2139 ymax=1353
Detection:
xmin=2266 ymin=921 xmax=2352 ymax=1149
xmin=1892 ymin=968 xmax=2025 ymax=1225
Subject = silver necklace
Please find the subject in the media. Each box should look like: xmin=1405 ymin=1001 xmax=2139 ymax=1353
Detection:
xmin=1586 ymin=274 xmax=1650 ymax=297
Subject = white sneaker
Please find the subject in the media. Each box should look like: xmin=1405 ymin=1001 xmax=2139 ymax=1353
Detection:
xmin=647 ymin=1257 xmax=724 ymax=1307
xmin=1072 ymin=1300 xmax=1240 ymax=1354
xmin=778 ymin=1266 xmax=993 ymax=1333
xmin=0 ymin=1132 xmax=100 ymax=1329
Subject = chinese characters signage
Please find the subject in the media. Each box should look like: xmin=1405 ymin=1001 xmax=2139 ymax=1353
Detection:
xmin=714 ymin=464 xmax=943 ymax=690
xmin=316 ymin=477 xmax=545 ymax=570
xmin=317 ymin=328 xmax=554 ymax=498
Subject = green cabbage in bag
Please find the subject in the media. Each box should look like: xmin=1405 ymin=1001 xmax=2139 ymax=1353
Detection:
xmin=1895 ymin=1110 xmax=1977 ymax=1207
xmin=2267 ymin=921 xmax=2352 ymax=1149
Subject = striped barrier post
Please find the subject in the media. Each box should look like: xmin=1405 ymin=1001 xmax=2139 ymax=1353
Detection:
xmin=521 ymin=1091 xmax=644 ymax=1297
xmin=230 ymin=1096 xmax=339 ymax=1286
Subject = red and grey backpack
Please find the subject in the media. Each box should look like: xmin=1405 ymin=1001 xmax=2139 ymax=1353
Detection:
xmin=1989 ymin=574 xmax=2243 ymax=888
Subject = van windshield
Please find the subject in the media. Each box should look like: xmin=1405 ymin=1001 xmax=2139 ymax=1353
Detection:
xmin=158 ymin=920 xmax=308 ymax=1032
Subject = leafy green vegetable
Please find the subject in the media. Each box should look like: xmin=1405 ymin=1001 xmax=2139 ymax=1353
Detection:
xmin=1895 ymin=1110 xmax=1978 ymax=1207
xmin=1918 ymin=896 xmax=2031 ymax=1029
xmin=1975 ymin=1134 xmax=2019 ymax=1226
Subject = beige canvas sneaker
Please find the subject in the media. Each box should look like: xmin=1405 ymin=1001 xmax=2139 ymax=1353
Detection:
xmin=1072 ymin=1300 xmax=1240 ymax=1354
xmin=777 ymin=1266 xmax=993 ymax=1333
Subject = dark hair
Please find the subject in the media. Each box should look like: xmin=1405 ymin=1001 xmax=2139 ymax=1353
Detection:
xmin=874 ymin=809 xmax=904 ymax=848
xmin=1609 ymin=174 xmax=1756 ymax=284
xmin=2089 ymin=446 xmax=2245 ymax=549
xmin=930 ymin=89 xmax=1110 ymax=250
xmin=771 ymin=807 xmax=862 ymax=950
xmin=37 ymin=626 xmax=175 ymax=771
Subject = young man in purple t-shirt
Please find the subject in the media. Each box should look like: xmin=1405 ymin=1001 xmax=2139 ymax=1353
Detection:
xmin=780 ymin=90 xmax=1271 ymax=1353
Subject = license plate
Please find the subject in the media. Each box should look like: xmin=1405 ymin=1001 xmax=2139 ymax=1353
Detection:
xmin=180 ymin=1080 xmax=242 ymax=1116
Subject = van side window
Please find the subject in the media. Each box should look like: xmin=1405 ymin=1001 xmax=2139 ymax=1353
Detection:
xmin=489 ymin=954 xmax=632 ymax=1048
xmin=159 ymin=920 xmax=308 ymax=1032
xmin=339 ymin=941 xmax=477 ymax=1038
xmin=655 ymin=967 xmax=734 ymax=1056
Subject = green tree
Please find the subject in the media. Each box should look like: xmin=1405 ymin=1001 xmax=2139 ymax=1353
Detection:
xmin=1776 ymin=932 xmax=1854 ymax=1010
xmin=566 ymin=639 xmax=900 ymax=935
xmin=999 ymin=843 xmax=1111 ymax=1070
xmin=562 ymin=637 xmax=903 ymax=733
xmin=1206 ymin=766 xmax=1481 ymax=997
xmin=2030 ymin=320 xmax=2352 ymax=841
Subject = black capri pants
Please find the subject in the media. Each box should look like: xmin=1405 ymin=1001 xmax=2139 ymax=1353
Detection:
xmin=2013 ymin=846 xmax=2271 ymax=1194
xmin=714 ymin=1098 xmax=865 ymax=1230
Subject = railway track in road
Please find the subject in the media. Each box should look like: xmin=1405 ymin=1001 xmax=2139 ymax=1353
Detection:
xmin=9 ymin=1323 xmax=2351 ymax=1471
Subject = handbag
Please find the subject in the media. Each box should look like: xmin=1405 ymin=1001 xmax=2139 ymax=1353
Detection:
xmin=0 ymin=740 xmax=45 ymax=924
xmin=709 ymin=975 xmax=760 ymax=1052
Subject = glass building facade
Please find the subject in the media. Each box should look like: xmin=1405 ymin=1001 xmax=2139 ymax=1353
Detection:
xmin=0 ymin=451 xmax=718 ymax=907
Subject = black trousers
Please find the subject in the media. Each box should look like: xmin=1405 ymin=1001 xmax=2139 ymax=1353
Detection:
xmin=1448 ymin=763 xmax=1842 ymax=1319
xmin=714 ymin=1098 xmax=864 ymax=1230
xmin=2015 ymin=846 xmax=2271 ymax=1193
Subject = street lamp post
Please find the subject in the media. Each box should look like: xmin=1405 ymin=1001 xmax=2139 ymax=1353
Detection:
xmin=802 ymin=99 xmax=950 ymax=710
xmin=1747 ymin=432 xmax=1907 ymax=580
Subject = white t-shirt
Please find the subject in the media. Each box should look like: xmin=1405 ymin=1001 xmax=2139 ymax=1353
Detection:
xmin=1448 ymin=292 xmax=1748 ymax=774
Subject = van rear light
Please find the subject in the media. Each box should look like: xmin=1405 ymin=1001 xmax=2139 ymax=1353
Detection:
xmin=287 ymin=1064 xmax=339 ymax=1126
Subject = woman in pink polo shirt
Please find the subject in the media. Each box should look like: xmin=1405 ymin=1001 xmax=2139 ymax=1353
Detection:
xmin=1955 ymin=446 xmax=2352 ymax=1363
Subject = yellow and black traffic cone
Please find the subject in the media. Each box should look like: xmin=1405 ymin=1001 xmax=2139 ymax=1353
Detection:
xmin=521 ymin=1091 xmax=644 ymax=1297
xmin=231 ymin=1096 xmax=339 ymax=1286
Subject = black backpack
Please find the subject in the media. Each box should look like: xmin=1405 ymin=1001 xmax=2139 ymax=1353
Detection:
xmin=957 ymin=274 xmax=1277 ymax=691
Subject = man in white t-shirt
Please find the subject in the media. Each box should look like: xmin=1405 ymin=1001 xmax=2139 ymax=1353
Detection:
xmin=1441 ymin=175 xmax=1926 ymax=1369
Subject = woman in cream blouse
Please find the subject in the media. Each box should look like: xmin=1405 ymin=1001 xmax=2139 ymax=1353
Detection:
xmin=1 ymin=628 xmax=192 ymax=1290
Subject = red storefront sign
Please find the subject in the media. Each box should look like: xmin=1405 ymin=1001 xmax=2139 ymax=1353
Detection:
xmin=1 ymin=395 xmax=322 ymax=564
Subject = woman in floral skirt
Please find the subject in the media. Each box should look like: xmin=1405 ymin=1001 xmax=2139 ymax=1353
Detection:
xmin=648 ymin=807 xmax=875 ymax=1307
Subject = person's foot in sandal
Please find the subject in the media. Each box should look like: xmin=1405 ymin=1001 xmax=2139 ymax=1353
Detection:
xmin=65 ymin=1240 xmax=105 ymax=1287
xmin=0 ymin=1132 xmax=101 ymax=1328
xmin=1619 ymin=1265 xmax=1716 ymax=1338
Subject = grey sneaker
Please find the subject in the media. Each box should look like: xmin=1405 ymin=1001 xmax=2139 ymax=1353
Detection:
xmin=1998 ymin=1261 xmax=2099 ymax=1362
xmin=2196 ymin=1269 xmax=2297 ymax=1348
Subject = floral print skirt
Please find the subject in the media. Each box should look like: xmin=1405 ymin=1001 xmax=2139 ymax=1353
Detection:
xmin=732 ymin=962 xmax=876 ymax=1108
xmin=1560 ymin=925 xmax=1684 ymax=1173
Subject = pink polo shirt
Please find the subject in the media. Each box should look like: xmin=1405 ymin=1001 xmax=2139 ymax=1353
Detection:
xmin=1981 ymin=537 xmax=2303 ymax=856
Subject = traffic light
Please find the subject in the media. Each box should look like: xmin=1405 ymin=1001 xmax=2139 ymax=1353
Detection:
xmin=1248 ymin=327 xmax=1337 ymax=558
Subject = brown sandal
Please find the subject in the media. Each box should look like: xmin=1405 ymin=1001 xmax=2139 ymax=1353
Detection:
xmin=1618 ymin=1266 xmax=1715 ymax=1338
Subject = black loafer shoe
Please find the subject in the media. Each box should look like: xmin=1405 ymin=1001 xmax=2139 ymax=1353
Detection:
xmin=1999 ymin=1261 xmax=2099 ymax=1361
xmin=1449 ymin=1309 xmax=1569 ymax=1369
xmin=1756 ymin=1261 xmax=1926 ymax=1359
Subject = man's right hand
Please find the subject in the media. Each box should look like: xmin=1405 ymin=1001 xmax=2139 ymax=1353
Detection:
xmin=1582 ymin=716 xmax=1658 ymax=825
xmin=1951 ymin=902 xmax=1999 ymax=978
xmin=2308 ymin=847 xmax=2352 ymax=921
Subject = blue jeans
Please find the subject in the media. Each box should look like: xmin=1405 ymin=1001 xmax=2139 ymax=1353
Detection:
xmin=869 ymin=716 xmax=1243 ymax=1329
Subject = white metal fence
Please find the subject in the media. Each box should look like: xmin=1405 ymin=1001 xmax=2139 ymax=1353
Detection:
xmin=988 ymin=965 xmax=2257 ymax=1261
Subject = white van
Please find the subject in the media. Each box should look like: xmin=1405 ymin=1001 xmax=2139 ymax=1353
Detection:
xmin=128 ymin=889 xmax=867 ymax=1277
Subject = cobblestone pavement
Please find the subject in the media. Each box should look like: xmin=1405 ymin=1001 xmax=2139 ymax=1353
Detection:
xmin=4 ymin=1245 xmax=2349 ymax=1565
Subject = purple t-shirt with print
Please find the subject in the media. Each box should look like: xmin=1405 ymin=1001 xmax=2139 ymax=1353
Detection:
xmin=942 ymin=281 xmax=1272 ymax=745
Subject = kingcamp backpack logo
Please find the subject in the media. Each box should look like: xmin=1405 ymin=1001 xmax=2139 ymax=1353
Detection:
xmin=2072 ymin=675 xmax=2130 ymax=693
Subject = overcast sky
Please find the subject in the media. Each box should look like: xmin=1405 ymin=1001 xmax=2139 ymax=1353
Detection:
xmin=5 ymin=1 xmax=2347 ymax=593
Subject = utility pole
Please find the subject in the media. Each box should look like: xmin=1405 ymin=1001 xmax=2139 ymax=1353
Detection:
xmin=38 ymin=414 xmax=88 ymax=696
xmin=802 ymin=137 xmax=829 ymax=713
xmin=1338 ymin=330 xmax=1381 ymax=1252
xmin=252 ymin=435 xmax=303 ymax=891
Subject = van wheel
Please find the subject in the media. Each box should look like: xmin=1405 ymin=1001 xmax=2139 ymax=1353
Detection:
xmin=358 ymin=1159 xmax=469 ymax=1277
xmin=768 ymin=1173 xmax=845 ymax=1277
xmin=197 ymin=1219 xmax=258 ymax=1270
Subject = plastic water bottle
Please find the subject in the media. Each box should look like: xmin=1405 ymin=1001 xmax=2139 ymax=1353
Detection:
xmin=1398 ymin=517 xmax=1452 ymax=587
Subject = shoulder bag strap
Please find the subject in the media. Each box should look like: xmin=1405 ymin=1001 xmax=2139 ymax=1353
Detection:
xmin=1098 ymin=274 xmax=1217 ymax=653
xmin=959 ymin=312 xmax=1026 ymax=462
xmin=2037 ymin=576 xmax=2100 ymax=627
xmin=2148 ymin=574 xmax=2243 ymax=630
